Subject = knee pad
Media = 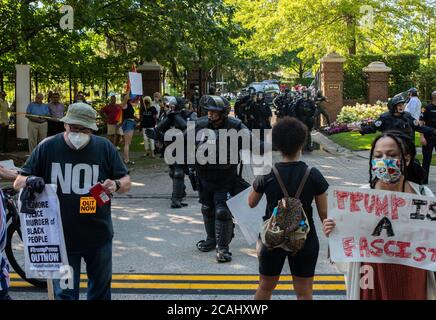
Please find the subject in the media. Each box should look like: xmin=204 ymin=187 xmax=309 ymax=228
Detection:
xmin=201 ymin=205 xmax=214 ymax=218
xmin=215 ymin=206 xmax=232 ymax=221
xmin=173 ymin=167 xmax=185 ymax=179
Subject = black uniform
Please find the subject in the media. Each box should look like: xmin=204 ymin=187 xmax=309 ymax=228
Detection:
xmin=295 ymin=98 xmax=317 ymax=150
xmin=149 ymin=106 xmax=195 ymax=208
xmin=360 ymin=111 xmax=435 ymax=140
xmin=190 ymin=116 xmax=253 ymax=260
xmin=242 ymin=97 xmax=256 ymax=130
xmin=273 ymin=93 xmax=293 ymax=118
xmin=252 ymin=98 xmax=272 ymax=141
xmin=420 ymin=102 xmax=436 ymax=184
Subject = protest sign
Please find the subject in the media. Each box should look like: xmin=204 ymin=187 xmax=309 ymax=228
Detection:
xmin=227 ymin=187 xmax=266 ymax=245
xmin=128 ymin=72 xmax=143 ymax=96
xmin=18 ymin=184 xmax=69 ymax=279
xmin=328 ymin=186 xmax=436 ymax=271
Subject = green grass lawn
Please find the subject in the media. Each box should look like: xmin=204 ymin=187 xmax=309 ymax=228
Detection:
xmin=328 ymin=131 xmax=436 ymax=166
xmin=329 ymin=131 xmax=421 ymax=151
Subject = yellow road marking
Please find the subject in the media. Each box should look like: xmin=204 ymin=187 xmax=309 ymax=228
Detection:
xmin=9 ymin=273 xmax=344 ymax=282
xmin=10 ymin=281 xmax=345 ymax=291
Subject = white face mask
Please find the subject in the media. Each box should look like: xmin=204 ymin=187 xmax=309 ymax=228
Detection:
xmin=68 ymin=132 xmax=90 ymax=150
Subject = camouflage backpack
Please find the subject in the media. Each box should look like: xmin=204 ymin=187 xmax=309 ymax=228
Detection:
xmin=260 ymin=166 xmax=311 ymax=255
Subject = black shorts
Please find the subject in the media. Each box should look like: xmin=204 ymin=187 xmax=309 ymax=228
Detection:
xmin=256 ymin=234 xmax=319 ymax=278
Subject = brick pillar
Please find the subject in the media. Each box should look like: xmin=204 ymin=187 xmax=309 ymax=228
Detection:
xmin=186 ymin=62 xmax=208 ymax=101
xmin=363 ymin=62 xmax=391 ymax=104
xmin=137 ymin=61 xmax=162 ymax=97
xmin=320 ymin=52 xmax=346 ymax=122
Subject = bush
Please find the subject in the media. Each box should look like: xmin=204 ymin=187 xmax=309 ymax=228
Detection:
xmin=336 ymin=102 xmax=387 ymax=124
xmin=343 ymin=54 xmax=421 ymax=99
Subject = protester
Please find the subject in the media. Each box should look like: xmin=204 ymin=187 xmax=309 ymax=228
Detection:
xmin=121 ymin=91 xmax=138 ymax=165
xmin=419 ymin=90 xmax=436 ymax=184
xmin=248 ymin=117 xmax=329 ymax=300
xmin=139 ymin=96 xmax=158 ymax=158
xmin=0 ymin=165 xmax=19 ymax=300
xmin=100 ymin=93 xmax=123 ymax=149
xmin=26 ymin=93 xmax=50 ymax=152
xmin=74 ymin=91 xmax=87 ymax=103
xmin=0 ymin=91 xmax=9 ymax=153
xmin=323 ymin=130 xmax=436 ymax=300
xmin=405 ymin=88 xmax=422 ymax=121
xmin=47 ymin=92 xmax=66 ymax=136
xmin=152 ymin=92 xmax=162 ymax=119
xmin=13 ymin=102 xmax=131 ymax=300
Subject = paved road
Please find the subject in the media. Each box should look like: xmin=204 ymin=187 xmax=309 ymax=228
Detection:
xmin=7 ymin=133 xmax=436 ymax=300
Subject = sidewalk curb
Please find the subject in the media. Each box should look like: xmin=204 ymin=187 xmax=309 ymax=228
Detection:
xmin=312 ymin=132 xmax=353 ymax=156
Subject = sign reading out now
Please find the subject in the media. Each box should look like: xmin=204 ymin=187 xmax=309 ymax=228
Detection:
xmin=328 ymin=186 xmax=436 ymax=271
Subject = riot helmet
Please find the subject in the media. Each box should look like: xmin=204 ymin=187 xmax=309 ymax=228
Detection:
xmin=388 ymin=94 xmax=407 ymax=114
xmin=408 ymin=87 xmax=418 ymax=96
xmin=201 ymin=95 xmax=228 ymax=125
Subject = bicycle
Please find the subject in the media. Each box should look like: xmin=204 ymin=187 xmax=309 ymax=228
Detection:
xmin=2 ymin=187 xmax=47 ymax=288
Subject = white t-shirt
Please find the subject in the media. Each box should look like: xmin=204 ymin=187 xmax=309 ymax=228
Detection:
xmin=405 ymin=97 xmax=422 ymax=120
xmin=152 ymin=101 xmax=161 ymax=119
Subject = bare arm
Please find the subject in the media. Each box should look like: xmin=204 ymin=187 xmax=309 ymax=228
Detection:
xmin=0 ymin=166 xmax=18 ymax=181
xmin=248 ymin=188 xmax=263 ymax=208
xmin=14 ymin=174 xmax=27 ymax=191
xmin=315 ymin=192 xmax=328 ymax=222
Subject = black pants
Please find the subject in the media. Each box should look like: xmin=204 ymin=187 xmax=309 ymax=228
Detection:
xmin=0 ymin=124 xmax=8 ymax=152
xmin=422 ymin=136 xmax=436 ymax=184
xmin=199 ymin=178 xmax=234 ymax=251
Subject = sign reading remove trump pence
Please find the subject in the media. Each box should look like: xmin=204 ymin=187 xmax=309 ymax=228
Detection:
xmin=328 ymin=186 xmax=436 ymax=271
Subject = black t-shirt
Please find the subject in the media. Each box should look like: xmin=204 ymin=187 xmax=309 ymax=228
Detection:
xmin=123 ymin=102 xmax=135 ymax=120
xmin=140 ymin=106 xmax=158 ymax=128
xmin=21 ymin=133 xmax=128 ymax=251
xmin=421 ymin=103 xmax=436 ymax=131
xmin=253 ymin=162 xmax=329 ymax=236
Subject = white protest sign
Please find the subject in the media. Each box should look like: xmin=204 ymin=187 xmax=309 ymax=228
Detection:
xmin=0 ymin=160 xmax=20 ymax=171
xmin=18 ymin=184 xmax=69 ymax=279
xmin=328 ymin=186 xmax=436 ymax=271
xmin=129 ymin=72 xmax=143 ymax=96
xmin=227 ymin=187 xmax=266 ymax=245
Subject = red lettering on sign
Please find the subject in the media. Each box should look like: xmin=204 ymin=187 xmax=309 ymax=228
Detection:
xmin=359 ymin=237 xmax=371 ymax=258
xmin=428 ymin=248 xmax=436 ymax=262
xmin=391 ymin=195 xmax=406 ymax=220
xmin=375 ymin=195 xmax=389 ymax=217
xmin=413 ymin=247 xmax=427 ymax=262
xmin=384 ymin=240 xmax=397 ymax=257
xmin=395 ymin=241 xmax=412 ymax=259
xmin=364 ymin=194 xmax=376 ymax=214
xmin=370 ymin=239 xmax=384 ymax=257
xmin=342 ymin=237 xmax=355 ymax=257
xmin=336 ymin=191 xmax=349 ymax=210
xmin=350 ymin=192 xmax=364 ymax=213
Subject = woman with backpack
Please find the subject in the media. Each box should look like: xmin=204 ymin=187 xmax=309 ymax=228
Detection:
xmin=248 ymin=117 xmax=329 ymax=300
xmin=323 ymin=131 xmax=436 ymax=299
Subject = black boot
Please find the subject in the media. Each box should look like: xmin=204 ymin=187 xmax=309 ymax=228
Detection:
xmin=215 ymin=220 xmax=234 ymax=263
xmin=197 ymin=207 xmax=216 ymax=252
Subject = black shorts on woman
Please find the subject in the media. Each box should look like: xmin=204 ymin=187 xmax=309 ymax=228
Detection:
xmin=253 ymin=161 xmax=329 ymax=278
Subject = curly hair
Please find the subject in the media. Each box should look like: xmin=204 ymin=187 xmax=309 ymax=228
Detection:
xmin=272 ymin=117 xmax=308 ymax=156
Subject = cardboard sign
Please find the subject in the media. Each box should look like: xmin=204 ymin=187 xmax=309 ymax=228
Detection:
xmin=227 ymin=187 xmax=266 ymax=245
xmin=328 ymin=186 xmax=436 ymax=271
xmin=128 ymin=72 xmax=143 ymax=96
xmin=18 ymin=184 xmax=69 ymax=279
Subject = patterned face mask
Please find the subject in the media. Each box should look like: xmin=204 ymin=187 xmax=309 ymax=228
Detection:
xmin=371 ymin=158 xmax=402 ymax=184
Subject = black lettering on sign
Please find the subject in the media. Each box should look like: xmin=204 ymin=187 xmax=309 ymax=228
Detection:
xmin=372 ymin=217 xmax=395 ymax=237
xmin=410 ymin=199 xmax=427 ymax=220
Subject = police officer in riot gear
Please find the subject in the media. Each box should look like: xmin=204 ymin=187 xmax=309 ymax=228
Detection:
xmin=252 ymin=91 xmax=272 ymax=141
xmin=189 ymin=95 xmax=255 ymax=263
xmin=420 ymin=91 xmax=436 ymax=184
xmin=147 ymin=96 xmax=194 ymax=208
xmin=352 ymin=94 xmax=436 ymax=140
xmin=294 ymin=90 xmax=317 ymax=151
xmin=273 ymin=88 xmax=294 ymax=118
